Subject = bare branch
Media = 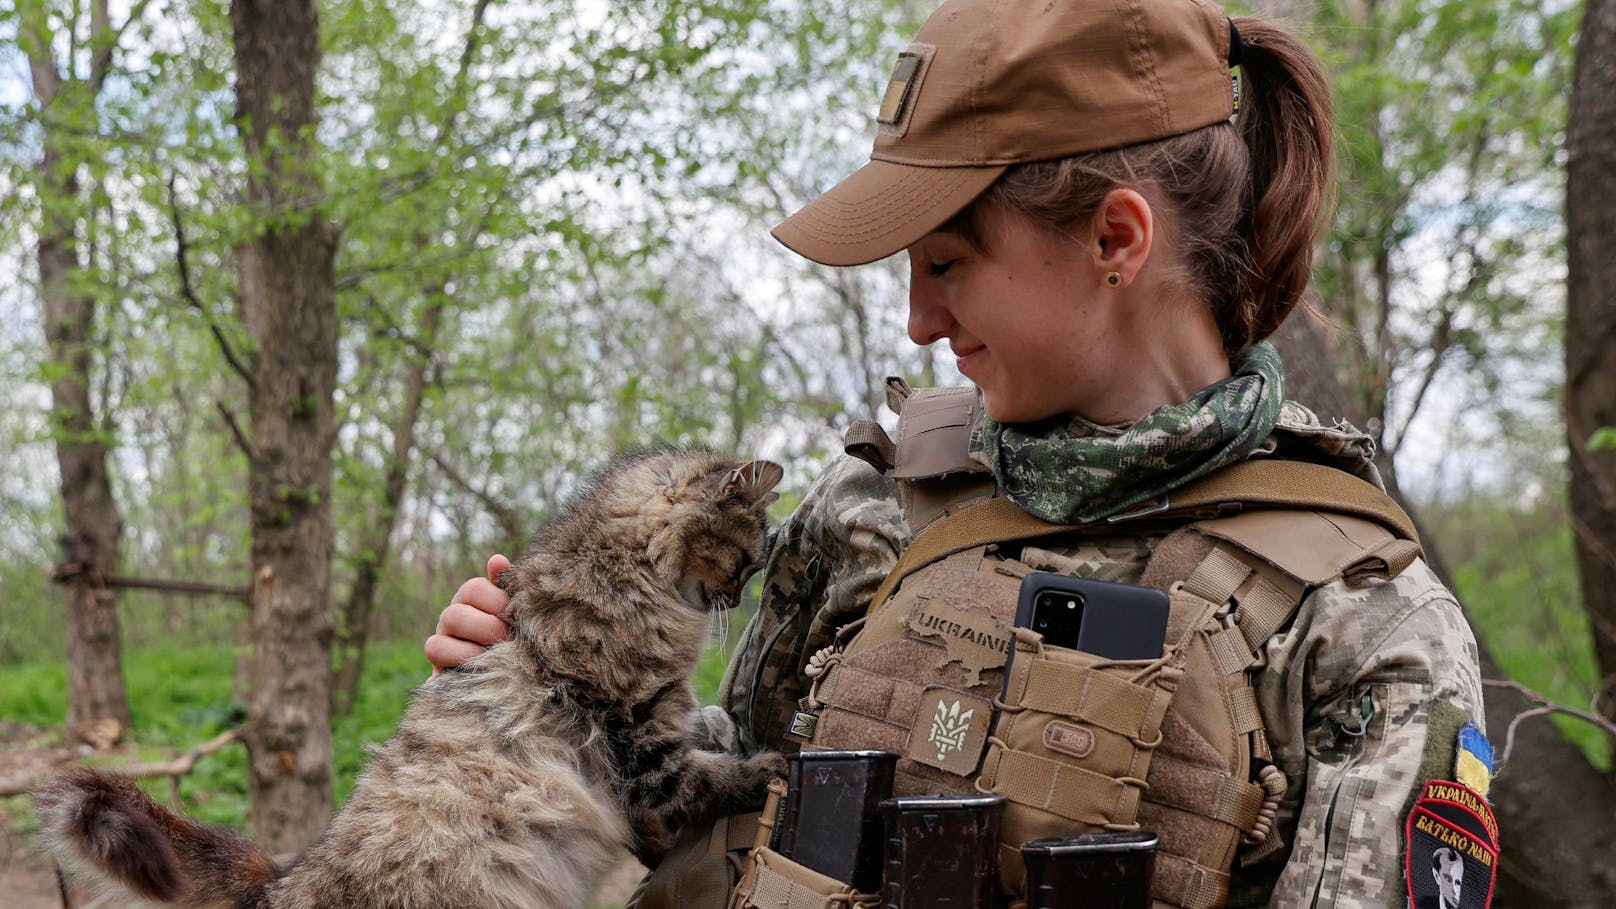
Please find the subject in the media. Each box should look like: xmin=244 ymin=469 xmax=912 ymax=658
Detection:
xmin=88 ymin=0 xmax=158 ymax=92
xmin=0 ymin=729 xmax=243 ymax=798
xmin=168 ymin=174 xmax=255 ymax=389
xmin=433 ymin=0 xmax=494 ymax=148
xmin=1482 ymin=678 xmax=1616 ymax=768
xmin=215 ymin=401 xmax=254 ymax=462
xmin=50 ymin=566 xmax=250 ymax=602
xmin=421 ymin=446 xmax=528 ymax=542
xmin=1385 ymin=310 xmax=1454 ymax=456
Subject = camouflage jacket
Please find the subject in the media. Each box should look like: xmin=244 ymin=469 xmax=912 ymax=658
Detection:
xmin=716 ymin=402 xmax=1485 ymax=909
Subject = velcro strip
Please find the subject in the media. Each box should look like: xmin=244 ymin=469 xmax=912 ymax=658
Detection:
xmin=1181 ymin=546 xmax=1251 ymax=605
xmin=987 ymin=747 xmax=1140 ymax=825
xmin=1152 ymin=853 xmax=1231 ymax=909
xmin=820 ymin=662 xmax=948 ymax=728
xmin=1146 ymin=759 xmax=1265 ymax=831
xmin=1229 ymin=684 xmax=1263 ymax=735
xmin=1236 ymin=575 xmax=1297 ymax=653
xmin=1018 ymin=661 xmax=1161 ymax=740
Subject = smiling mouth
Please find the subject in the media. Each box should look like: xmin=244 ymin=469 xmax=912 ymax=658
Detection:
xmin=953 ymin=345 xmax=986 ymax=372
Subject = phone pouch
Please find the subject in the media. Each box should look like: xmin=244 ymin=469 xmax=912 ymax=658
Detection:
xmin=979 ymin=626 xmax=1184 ymax=895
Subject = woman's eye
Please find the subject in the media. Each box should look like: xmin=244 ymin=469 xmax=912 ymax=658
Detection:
xmin=927 ymin=259 xmax=956 ymax=278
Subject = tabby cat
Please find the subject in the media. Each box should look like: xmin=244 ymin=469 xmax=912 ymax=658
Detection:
xmin=37 ymin=447 xmax=788 ymax=909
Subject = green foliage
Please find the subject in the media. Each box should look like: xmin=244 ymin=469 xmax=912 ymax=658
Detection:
xmin=1303 ymin=0 xmax=1577 ymax=468
xmin=1588 ymin=426 xmax=1616 ymax=452
xmin=1424 ymin=492 xmax=1611 ymax=769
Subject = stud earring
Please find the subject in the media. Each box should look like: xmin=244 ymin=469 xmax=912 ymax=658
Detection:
xmin=1105 ymin=272 xmax=1122 ymax=287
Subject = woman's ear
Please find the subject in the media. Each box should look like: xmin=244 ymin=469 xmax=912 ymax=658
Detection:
xmin=1088 ymin=188 xmax=1155 ymax=288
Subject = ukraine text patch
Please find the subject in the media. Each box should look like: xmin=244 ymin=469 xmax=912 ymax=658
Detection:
xmin=1404 ymin=779 xmax=1497 ymax=909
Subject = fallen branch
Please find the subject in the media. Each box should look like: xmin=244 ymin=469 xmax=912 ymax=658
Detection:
xmin=1481 ymin=678 xmax=1616 ymax=768
xmin=50 ymin=566 xmax=250 ymax=602
xmin=0 ymin=728 xmax=243 ymax=798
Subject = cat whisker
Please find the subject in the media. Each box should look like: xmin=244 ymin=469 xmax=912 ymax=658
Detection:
xmin=711 ymin=601 xmax=730 ymax=652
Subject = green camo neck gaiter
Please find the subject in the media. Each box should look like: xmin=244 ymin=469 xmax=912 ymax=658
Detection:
xmin=977 ymin=341 xmax=1287 ymax=525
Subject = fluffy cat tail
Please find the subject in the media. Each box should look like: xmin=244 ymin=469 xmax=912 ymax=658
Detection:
xmin=34 ymin=767 xmax=279 ymax=908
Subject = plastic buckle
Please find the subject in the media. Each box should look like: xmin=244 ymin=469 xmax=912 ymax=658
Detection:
xmin=1107 ymin=494 xmax=1171 ymax=523
xmin=1339 ymin=689 xmax=1376 ymax=738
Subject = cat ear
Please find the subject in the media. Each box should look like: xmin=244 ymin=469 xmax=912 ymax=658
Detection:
xmin=722 ymin=460 xmax=783 ymax=506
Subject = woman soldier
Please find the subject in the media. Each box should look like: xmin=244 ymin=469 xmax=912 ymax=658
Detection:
xmin=428 ymin=0 xmax=1488 ymax=905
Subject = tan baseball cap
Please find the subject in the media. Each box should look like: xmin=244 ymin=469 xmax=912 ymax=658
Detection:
xmin=772 ymin=0 xmax=1238 ymax=266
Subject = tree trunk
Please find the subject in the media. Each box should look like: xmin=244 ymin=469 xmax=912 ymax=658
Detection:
xmin=41 ymin=195 xmax=134 ymax=745
xmin=26 ymin=6 xmax=134 ymax=745
xmin=1567 ymin=0 xmax=1616 ymax=731
xmin=1275 ymin=314 xmax=1616 ymax=906
xmin=232 ymin=0 xmax=340 ymax=855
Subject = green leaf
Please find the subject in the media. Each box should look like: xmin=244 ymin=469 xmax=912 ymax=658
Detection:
xmin=1588 ymin=427 xmax=1616 ymax=452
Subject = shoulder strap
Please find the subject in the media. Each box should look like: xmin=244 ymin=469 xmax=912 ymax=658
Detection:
xmin=864 ymin=460 xmax=1420 ymax=615
xmin=845 ymin=385 xmax=998 ymax=532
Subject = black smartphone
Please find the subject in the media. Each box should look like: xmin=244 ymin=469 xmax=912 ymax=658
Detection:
xmin=1010 ymin=572 xmax=1170 ymax=661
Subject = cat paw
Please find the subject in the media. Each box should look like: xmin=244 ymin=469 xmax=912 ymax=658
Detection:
xmin=744 ymin=750 xmax=789 ymax=782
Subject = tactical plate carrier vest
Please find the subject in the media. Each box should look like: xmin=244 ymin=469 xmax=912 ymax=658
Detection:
xmin=799 ymin=383 xmax=1423 ymax=909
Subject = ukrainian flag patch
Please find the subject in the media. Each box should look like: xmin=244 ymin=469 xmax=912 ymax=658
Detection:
xmin=1455 ymin=721 xmax=1493 ymax=798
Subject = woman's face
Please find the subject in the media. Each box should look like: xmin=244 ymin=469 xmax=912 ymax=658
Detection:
xmin=906 ymin=203 xmax=1130 ymax=424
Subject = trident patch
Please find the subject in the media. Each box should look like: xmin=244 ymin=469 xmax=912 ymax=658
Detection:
xmin=877 ymin=52 xmax=923 ymax=126
xmin=906 ymin=687 xmax=991 ymax=775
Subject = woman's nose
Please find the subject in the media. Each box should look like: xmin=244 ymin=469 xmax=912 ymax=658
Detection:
xmin=907 ymin=279 xmax=952 ymax=347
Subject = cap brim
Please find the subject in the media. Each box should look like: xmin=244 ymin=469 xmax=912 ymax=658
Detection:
xmin=771 ymin=159 xmax=1007 ymax=267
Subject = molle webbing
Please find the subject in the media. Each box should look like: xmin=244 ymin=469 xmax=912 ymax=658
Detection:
xmin=863 ymin=460 xmax=1421 ymax=617
xmin=1132 ymin=533 xmax=1311 ymax=909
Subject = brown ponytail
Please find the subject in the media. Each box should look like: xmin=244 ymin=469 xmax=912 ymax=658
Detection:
xmin=951 ymin=16 xmax=1336 ymax=354
xmin=1228 ymin=16 xmax=1336 ymax=345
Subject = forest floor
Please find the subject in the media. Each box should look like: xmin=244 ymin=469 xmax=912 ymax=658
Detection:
xmin=0 ymin=720 xmax=85 ymax=908
xmin=1 ymin=838 xmax=63 ymax=909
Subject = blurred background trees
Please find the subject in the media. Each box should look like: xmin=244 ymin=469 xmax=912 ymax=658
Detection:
xmin=1 ymin=0 xmax=1612 ymax=901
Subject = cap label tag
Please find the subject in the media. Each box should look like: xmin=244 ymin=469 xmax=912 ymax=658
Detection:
xmin=878 ymin=52 xmax=923 ymax=125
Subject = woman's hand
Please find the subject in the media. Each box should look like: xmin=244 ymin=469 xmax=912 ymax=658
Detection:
xmin=425 ymin=554 xmax=514 ymax=677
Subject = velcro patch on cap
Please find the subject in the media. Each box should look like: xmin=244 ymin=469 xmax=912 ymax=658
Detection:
xmin=878 ymin=52 xmax=923 ymax=125
xmin=1404 ymin=779 xmax=1497 ymax=909
xmin=906 ymin=687 xmax=992 ymax=775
